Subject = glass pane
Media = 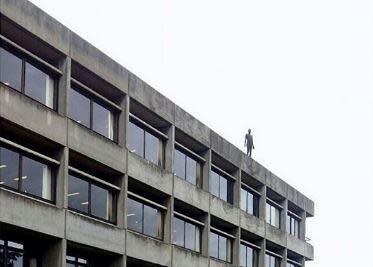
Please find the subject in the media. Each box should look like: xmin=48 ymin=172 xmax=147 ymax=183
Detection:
xmin=0 ymin=147 xmax=19 ymax=190
xmin=265 ymin=255 xmax=270 ymax=267
xmin=247 ymin=246 xmax=254 ymax=267
xmin=145 ymin=131 xmax=159 ymax=165
xmin=127 ymin=198 xmax=143 ymax=233
xmin=209 ymin=232 xmax=218 ymax=259
xmin=92 ymin=102 xmax=114 ymax=139
xmin=247 ymin=192 xmax=254 ymax=215
xmin=286 ymin=215 xmax=291 ymax=234
xmin=0 ymin=48 xmax=22 ymax=91
xmin=69 ymin=88 xmax=91 ymax=128
xmin=25 ymin=63 xmax=54 ymax=107
xmin=7 ymin=249 xmax=23 ymax=267
xmin=219 ymin=176 xmax=227 ymax=202
xmin=144 ymin=205 xmax=158 ymax=238
xmin=21 ymin=156 xmax=50 ymax=199
xmin=210 ymin=171 xmax=220 ymax=197
xmin=294 ymin=219 xmax=299 ymax=237
xmin=240 ymin=244 xmax=246 ymax=267
xmin=0 ymin=246 xmax=4 ymax=266
xmin=274 ymin=207 xmax=280 ymax=228
xmin=185 ymin=222 xmax=196 ymax=251
xmin=186 ymin=156 xmax=197 ymax=185
xmin=218 ymin=235 xmax=227 ymax=261
xmin=91 ymin=184 xmax=109 ymax=220
xmin=240 ymin=188 xmax=247 ymax=212
xmin=174 ymin=149 xmax=186 ymax=179
xmin=128 ymin=122 xmax=144 ymax=158
xmin=172 ymin=217 xmax=184 ymax=247
xmin=68 ymin=175 xmax=89 ymax=213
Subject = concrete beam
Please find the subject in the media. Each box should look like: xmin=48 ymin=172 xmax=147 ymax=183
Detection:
xmin=210 ymin=196 xmax=240 ymax=226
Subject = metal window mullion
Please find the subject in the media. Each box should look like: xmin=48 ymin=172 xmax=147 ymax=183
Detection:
xmin=21 ymin=59 xmax=26 ymax=94
xmin=18 ymin=154 xmax=22 ymax=192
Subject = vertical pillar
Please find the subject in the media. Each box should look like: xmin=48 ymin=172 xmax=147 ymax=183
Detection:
xmin=258 ymin=239 xmax=266 ymax=267
xmin=110 ymin=255 xmax=126 ymax=267
xmin=58 ymin=57 xmax=71 ymax=116
xmin=202 ymin=149 xmax=211 ymax=193
xmin=58 ymin=146 xmax=69 ymax=209
xmin=280 ymin=200 xmax=288 ymax=233
xmin=300 ymin=211 xmax=306 ymax=241
xmin=42 ymin=238 xmax=66 ymax=267
xmin=232 ymin=169 xmax=241 ymax=208
xmin=201 ymin=214 xmax=211 ymax=258
xmin=232 ymin=227 xmax=240 ymax=266
xmin=260 ymin=186 xmax=267 ymax=222
xmin=164 ymin=125 xmax=174 ymax=172
xmin=280 ymin=248 xmax=287 ymax=267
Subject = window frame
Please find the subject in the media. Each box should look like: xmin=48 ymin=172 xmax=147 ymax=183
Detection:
xmin=265 ymin=251 xmax=282 ymax=267
xmin=0 ymin=239 xmax=24 ymax=267
xmin=67 ymin=168 xmax=118 ymax=224
xmin=0 ymin=38 xmax=60 ymax=110
xmin=126 ymin=191 xmax=165 ymax=240
xmin=0 ymin=139 xmax=57 ymax=203
xmin=66 ymin=254 xmax=89 ymax=267
xmin=240 ymin=183 xmax=261 ymax=217
xmin=69 ymin=81 xmax=119 ymax=142
xmin=287 ymin=211 xmax=301 ymax=238
xmin=240 ymin=240 xmax=260 ymax=267
xmin=209 ymin=227 xmax=234 ymax=263
xmin=266 ymin=199 xmax=282 ymax=228
xmin=210 ymin=165 xmax=235 ymax=204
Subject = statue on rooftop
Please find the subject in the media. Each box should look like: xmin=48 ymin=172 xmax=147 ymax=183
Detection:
xmin=244 ymin=129 xmax=254 ymax=157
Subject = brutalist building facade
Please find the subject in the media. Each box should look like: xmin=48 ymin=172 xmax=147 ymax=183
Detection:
xmin=0 ymin=0 xmax=315 ymax=266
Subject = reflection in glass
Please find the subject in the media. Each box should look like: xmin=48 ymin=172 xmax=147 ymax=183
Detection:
xmin=144 ymin=205 xmax=158 ymax=238
xmin=209 ymin=232 xmax=219 ymax=259
xmin=240 ymin=188 xmax=247 ymax=213
xmin=92 ymin=102 xmax=114 ymax=140
xmin=145 ymin=131 xmax=159 ymax=165
xmin=0 ymin=48 xmax=22 ymax=91
xmin=25 ymin=63 xmax=54 ymax=108
xmin=68 ymin=175 xmax=89 ymax=213
xmin=172 ymin=217 xmax=184 ymax=247
xmin=91 ymin=184 xmax=109 ymax=220
xmin=0 ymin=147 xmax=19 ymax=190
xmin=186 ymin=156 xmax=197 ymax=185
xmin=174 ymin=149 xmax=185 ymax=179
xmin=69 ymin=88 xmax=90 ymax=128
xmin=127 ymin=198 xmax=143 ymax=233
xmin=185 ymin=222 xmax=196 ymax=251
xmin=210 ymin=171 xmax=220 ymax=198
xmin=128 ymin=122 xmax=144 ymax=157
xmin=266 ymin=202 xmax=280 ymax=228
xmin=219 ymin=176 xmax=228 ymax=202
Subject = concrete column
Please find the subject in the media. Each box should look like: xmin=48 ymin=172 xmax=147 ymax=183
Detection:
xmin=201 ymin=214 xmax=211 ymax=258
xmin=232 ymin=169 xmax=241 ymax=208
xmin=232 ymin=227 xmax=240 ymax=266
xmin=258 ymin=239 xmax=266 ymax=267
xmin=58 ymin=57 xmax=71 ymax=116
xmin=110 ymin=255 xmax=126 ymax=267
xmin=164 ymin=125 xmax=174 ymax=172
xmin=202 ymin=149 xmax=212 ymax=192
xmin=280 ymin=200 xmax=288 ymax=233
xmin=260 ymin=186 xmax=267 ymax=221
xmin=117 ymin=94 xmax=128 ymax=148
xmin=116 ymin=174 xmax=127 ymax=229
xmin=42 ymin=238 xmax=66 ymax=267
xmin=280 ymin=248 xmax=287 ymax=267
xmin=164 ymin=196 xmax=173 ymax=244
xmin=300 ymin=211 xmax=306 ymax=241
xmin=58 ymin=146 xmax=69 ymax=209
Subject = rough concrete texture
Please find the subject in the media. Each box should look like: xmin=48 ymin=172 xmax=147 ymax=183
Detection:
xmin=210 ymin=196 xmax=240 ymax=226
xmin=240 ymin=212 xmax=266 ymax=238
xmin=172 ymin=246 xmax=209 ymax=267
xmin=210 ymin=130 xmax=242 ymax=168
xmin=265 ymin=224 xmax=287 ymax=247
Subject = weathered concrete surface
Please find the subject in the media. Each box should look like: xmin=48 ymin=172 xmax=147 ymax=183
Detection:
xmin=173 ymin=177 xmax=209 ymax=212
xmin=265 ymin=224 xmax=286 ymax=247
xmin=210 ymin=196 xmax=239 ymax=226
xmin=0 ymin=85 xmax=67 ymax=146
xmin=266 ymin=171 xmax=288 ymax=198
xmin=210 ymin=131 xmax=242 ymax=168
xmin=127 ymin=152 xmax=173 ymax=195
xmin=209 ymin=258 xmax=232 ymax=267
xmin=0 ymin=0 xmax=70 ymax=54
xmin=66 ymin=211 xmax=125 ymax=254
xmin=67 ymin=120 xmax=126 ymax=173
xmin=129 ymin=73 xmax=175 ymax=124
xmin=126 ymin=231 xmax=171 ymax=266
xmin=172 ymin=246 xmax=209 ymax=267
xmin=240 ymin=155 xmax=266 ymax=185
xmin=174 ymin=105 xmax=210 ymax=148
xmin=0 ymin=188 xmax=65 ymax=238
xmin=240 ymin=212 xmax=265 ymax=238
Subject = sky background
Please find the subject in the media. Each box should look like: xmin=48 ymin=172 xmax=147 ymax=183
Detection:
xmin=29 ymin=0 xmax=373 ymax=266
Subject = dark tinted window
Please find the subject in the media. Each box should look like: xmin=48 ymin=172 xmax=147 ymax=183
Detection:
xmin=69 ymin=88 xmax=90 ymax=128
xmin=128 ymin=122 xmax=144 ymax=157
xmin=0 ymin=147 xmax=19 ymax=190
xmin=66 ymin=255 xmax=89 ymax=267
xmin=93 ymin=102 xmax=113 ymax=139
xmin=91 ymin=184 xmax=109 ymax=220
xmin=68 ymin=175 xmax=89 ymax=213
xmin=0 ymin=48 xmax=22 ymax=91
xmin=127 ymin=198 xmax=143 ymax=233
xmin=21 ymin=155 xmax=50 ymax=199
xmin=145 ymin=131 xmax=159 ymax=165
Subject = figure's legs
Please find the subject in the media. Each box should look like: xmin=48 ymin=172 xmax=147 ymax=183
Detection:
xmin=249 ymin=149 xmax=252 ymax=157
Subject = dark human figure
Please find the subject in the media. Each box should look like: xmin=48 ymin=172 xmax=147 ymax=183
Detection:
xmin=244 ymin=129 xmax=254 ymax=157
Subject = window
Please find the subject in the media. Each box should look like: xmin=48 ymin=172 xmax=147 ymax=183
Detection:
xmin=240 ymin=244 xmax=258 ymax=267
xmin=0 ymin=146 xmax=54 ymax=201
xmin=265 ymin=254 xmax=280 ymax=267
xmin=66 ymin=255 xmax=89 ymax=267
xmin=266 ymin=202 xmax=281 ymax=228
xmin=0 ymin=239 xmax=24 ymax=267
xmin=240 ymin=188 xmax=259 ymax=217
xmin=68 ymin=174 xmax=116 ymax=222
xmin=174 ymin=148 xmax=199 ymax=185
xmin=0 ymin=47 xmax=55 ymax=108
xmin=210 ymin=170 xmax=233 ymax=203
xmin=287 ymin=262 xmax=297 ymax=267
xmin=209 ymin=232 xmax=231 ymax=262
xmin=127 ymin=197 xmax=163 ymax=239
xmin=287 ymin=214 xmax=300 ymax=238
xmin=172 ymin=216 xmax=201 ymax=252
xmin=128 ymin=122 xmax=162 ymax=166
xmin=69 ymin=87 xmax=115 ymax=140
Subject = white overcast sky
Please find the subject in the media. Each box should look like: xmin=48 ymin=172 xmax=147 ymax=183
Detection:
xmin=29 ymin=1 xmax=373 ymax=266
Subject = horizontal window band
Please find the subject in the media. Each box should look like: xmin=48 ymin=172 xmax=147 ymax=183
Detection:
xmin=265 ymin=250 xmax=283 ymax=259
xmin=287 ymin=210 xmax=302 ymax=221
xmin=174 ymin=141 xmax=206 ymax=163
xmin=173 ymin=211 xmax=205 ymax=227
xmin=266 ymin=198 xmax=284 ymax=210
xmin=241 ymin=182 xmax=262 ymax=196
xmin=0 ymin=35 xmax=63 ymax=76
xmin=211 ymin=164 xmax=236 ymax=181
xmin=240 ymin=239 xmax=261 ymax=250
xmin=68 ymin=166 xmax=121 ymax=191
xmin=129 ymin=113 xmax=169 ymax=140
xmin=287 ymin=259 xmax=303 ymax=266
xmin=210 ymin=226 xmax=236 ymax=240
xmin=71 ymin=78 xmax=122 ymax=112
xmin=127 ymin=191 xmax=167 ymax=211
xmin=0 ymin=137 xmax=60 ymax=165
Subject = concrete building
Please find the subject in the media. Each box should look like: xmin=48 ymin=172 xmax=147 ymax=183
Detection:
xmin=0 ymin=0 xmax=314 ymax=266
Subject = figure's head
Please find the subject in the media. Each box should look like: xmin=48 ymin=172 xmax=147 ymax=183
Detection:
xmin=248 ymin=129 xmax=251 ymax=134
